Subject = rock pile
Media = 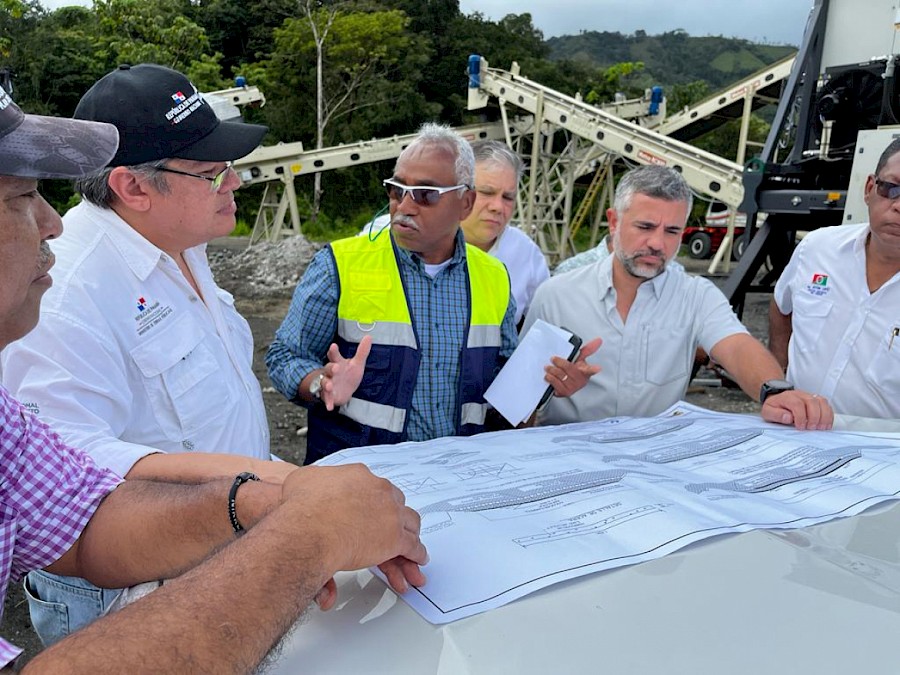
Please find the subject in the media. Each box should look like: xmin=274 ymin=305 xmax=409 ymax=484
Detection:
xmin=209 ymin=235 xmax=322 ymax=298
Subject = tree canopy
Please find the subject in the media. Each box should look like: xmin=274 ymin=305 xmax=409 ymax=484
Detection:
xmin=2 ymin=0 xmax=786 ymax=234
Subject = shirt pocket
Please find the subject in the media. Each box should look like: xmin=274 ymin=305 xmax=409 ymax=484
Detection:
xmin=129 ymin=313 xmax=228 ymax=440
xmin=642 ymin=324 xmax=692 ymax=386
xmin=214 ymin=288 xmax=254 ymax=364
xmin=791 ymin=292 xmax=833 ymax=354
xmin=864 ymin=325 xmax=900 ymax=392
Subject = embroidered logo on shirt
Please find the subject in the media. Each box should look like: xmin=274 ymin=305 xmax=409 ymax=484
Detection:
xmin=805 ymin=272 xmax=831 ymax=297
xmin=133 ymin=297 xmax=174 ymax=336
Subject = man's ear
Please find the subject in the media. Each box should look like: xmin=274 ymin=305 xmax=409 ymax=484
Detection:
xmin=606 ymin=207 xmax=619 ymax=236
xmin=863 ymin=174 xmax=875 ymax=207
xmin=107 ymin=166 xmax=153 ymax=213
xmin=459 ymin=188 xmax=476 ymax=220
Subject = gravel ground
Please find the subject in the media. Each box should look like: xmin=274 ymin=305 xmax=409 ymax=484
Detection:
xmin=1 ymin=237 xmax=769 ymax=664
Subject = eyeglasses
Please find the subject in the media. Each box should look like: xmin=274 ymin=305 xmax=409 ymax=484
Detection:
xmin=155 ymin=163 xmax=233 ymax=192
xmin=383 ymin=178 xmax=469 ymax=206
xmin=874 ymin=178 xmax=900 ymax=200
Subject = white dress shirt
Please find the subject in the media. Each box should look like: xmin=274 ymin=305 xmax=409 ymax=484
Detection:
xmin=523 ymin=254 xmax=747 ymax=425
xmin=489 ymin=225 xmax=550 ymax=323
xmin=774 ymin=222 xmax=900 ymax=419
xmin=1 ymin=201 xmax=270 ymax=477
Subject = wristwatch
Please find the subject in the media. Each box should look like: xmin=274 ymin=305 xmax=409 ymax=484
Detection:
xmin=309 ymin=372 xmax=326 ymax=400
xmin=760 ymin=379 xmax=794 ymax=404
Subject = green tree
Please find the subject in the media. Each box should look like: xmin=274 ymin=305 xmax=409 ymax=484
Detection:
xmin=191 ymin=0 xmax=298 ymax=73
xmin=92 ymin=0 xmax=226 ymax=88
xmin=259 ymin=5 xmax=430 ymax=222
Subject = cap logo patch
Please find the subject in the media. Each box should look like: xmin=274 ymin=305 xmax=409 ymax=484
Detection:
xmin=165 ymin=84 xmax=204 ymax=125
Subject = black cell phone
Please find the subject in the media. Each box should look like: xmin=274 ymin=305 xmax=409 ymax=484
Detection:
xmin=537 ymin=329 xmax=583 ymax=409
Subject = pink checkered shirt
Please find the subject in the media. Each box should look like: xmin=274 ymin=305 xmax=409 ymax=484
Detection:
xmin=0 ymin=385 xmax=122 ymax=666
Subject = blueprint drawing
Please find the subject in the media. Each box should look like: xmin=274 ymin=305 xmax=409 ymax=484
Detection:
xmin=318 ymin=403 xmax=900 ymax=623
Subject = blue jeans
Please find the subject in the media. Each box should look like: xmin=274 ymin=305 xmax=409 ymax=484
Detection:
xmin=23 ymin=571 xmax=122 ymax=647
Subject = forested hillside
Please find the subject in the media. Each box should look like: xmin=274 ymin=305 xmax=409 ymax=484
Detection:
xmin=547 ymin=30 xmax=795 ymax=90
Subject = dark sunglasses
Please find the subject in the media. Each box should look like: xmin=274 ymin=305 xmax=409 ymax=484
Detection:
xmin=874 ymin=178 xmax=900 ymax=200
xmin=383 ymin=178 xmax=469 ymax=206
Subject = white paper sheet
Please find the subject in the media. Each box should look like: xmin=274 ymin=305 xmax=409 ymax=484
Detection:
xmin=318 ymin=403 xmax=900 ymax=623
xmin=484 ymin=319 xmax=574 ymax=425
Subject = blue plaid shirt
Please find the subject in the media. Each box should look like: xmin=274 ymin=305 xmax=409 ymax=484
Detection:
xmin=266 ymin=229 xmax=518 ymax=442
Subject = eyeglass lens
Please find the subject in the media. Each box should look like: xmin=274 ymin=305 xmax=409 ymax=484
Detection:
xmin=385 ymin=183 xmax=442 ymax=206
xmin=876 ymin=179 xmax=900 ymax=200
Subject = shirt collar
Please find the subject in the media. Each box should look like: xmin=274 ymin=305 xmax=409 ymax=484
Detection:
xmin=599 ymin=252 xmax=672 ymax=299
xmin=856 ymin=224 xmax=873 ymax=258
xmin=393 ymin=228 xmax=467 ymax=271
xmin=74 ymin=202 xmax=206 ymax=283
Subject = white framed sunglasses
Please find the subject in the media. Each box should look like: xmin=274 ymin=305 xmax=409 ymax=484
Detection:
xmin=383 ymin=178 xmax=470 ymax=206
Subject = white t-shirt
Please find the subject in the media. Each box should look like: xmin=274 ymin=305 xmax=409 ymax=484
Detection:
xmin=773 ymin=222 xmax=900 ymax=419
xmin=523 ymin=255 xmax=747 ymax=425
xmin=1 ymin=201 xmax=270 ymax=477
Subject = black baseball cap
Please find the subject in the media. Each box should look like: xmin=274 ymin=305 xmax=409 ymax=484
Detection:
xmin=0 ymin=88 xmax=118 ymax=179
xmin=74 ymin=63 xmax=267 ymax=167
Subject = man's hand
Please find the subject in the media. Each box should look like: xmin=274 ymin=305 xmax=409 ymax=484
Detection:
xmin=314 ymin=556 xmax=426 ymax=611
xmin=321 ymin=335 xmax=372 ymax=411
xmin=281 ymin=463 xmax=427 ymax=591
xmin=545 ymin=337 xmax=602 ymax=398
xmin=761 ymin=390 xmax=834 ymax=430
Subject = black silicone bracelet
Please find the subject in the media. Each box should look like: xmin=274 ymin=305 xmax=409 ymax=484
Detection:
xmin=228 ymin=471 xmax=260 ymax=533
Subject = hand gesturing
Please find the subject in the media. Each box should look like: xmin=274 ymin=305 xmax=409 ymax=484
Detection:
xmin=320 ymin=335 xmax=373 ymax=411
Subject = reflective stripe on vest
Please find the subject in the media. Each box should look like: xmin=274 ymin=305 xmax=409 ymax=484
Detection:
xmin=342 ymin=396 xmax=407 ymax=434
xmin=461 ymin=401 xmax=488 ymax=426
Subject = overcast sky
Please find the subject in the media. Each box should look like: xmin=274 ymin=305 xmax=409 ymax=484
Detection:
xmin=458 ymin=0 xmax=814 ymax=45
xmin=39 ymin=0 xmax=815 ymax=46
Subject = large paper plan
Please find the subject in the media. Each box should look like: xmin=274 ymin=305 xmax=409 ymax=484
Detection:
xmin=318 ymin=404 xmax=900 ymax=623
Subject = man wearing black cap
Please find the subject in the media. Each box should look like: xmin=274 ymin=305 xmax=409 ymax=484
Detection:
xmin=0 ymin=90 xmax=426 ymax=671
xmin=1 ymin=63 xmax=294 ymax=644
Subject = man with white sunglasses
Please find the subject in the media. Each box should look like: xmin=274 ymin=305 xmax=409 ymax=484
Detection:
xmin=769 ymin=137 xmax=900 ymax=420
xmin=0 ymin=63 xmax=286 ymax=644
xmin=267 ymin=123 xmax=599 ymax=463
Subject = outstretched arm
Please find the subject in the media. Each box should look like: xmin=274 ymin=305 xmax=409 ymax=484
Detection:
xmin=27 ymin=464 xmax=427 ymax=674
xmin=46 ymin=477 xmax=282 ymax=588
xmin=124 ymin=451 xmax=299 ymax=484
xmin=711 ymin=333 xmax=833 ymax=430
xmin=768 ymin=297 xmax=793 ymax=370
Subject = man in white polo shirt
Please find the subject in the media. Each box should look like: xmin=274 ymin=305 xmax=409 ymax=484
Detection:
xmin=769 ymin=137 xmax=900 ymax=419
xmin=524 ymin=165 xmax=833 ymax=429
xmin=0 ymin=63 xmax=288 ymax=645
